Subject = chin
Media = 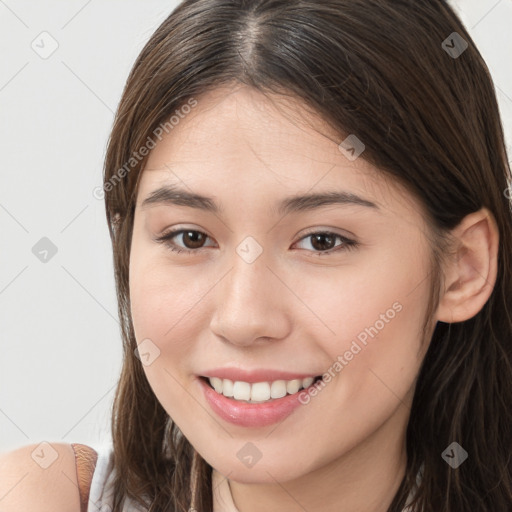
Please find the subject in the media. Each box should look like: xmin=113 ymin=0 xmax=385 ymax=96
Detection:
xmin=215 ymin=458 xmax=309 ymax=484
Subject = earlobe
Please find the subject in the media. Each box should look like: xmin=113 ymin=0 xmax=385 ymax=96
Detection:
xmin=435 ymin=208 xmax=499 ymax=324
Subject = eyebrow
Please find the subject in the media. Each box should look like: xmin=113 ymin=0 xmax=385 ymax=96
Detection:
xmin=140 ymin=184 xmax=379 ymax=216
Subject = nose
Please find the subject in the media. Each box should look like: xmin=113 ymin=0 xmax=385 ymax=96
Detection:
xmin=209 ymin=247 xmax=291 ymax=347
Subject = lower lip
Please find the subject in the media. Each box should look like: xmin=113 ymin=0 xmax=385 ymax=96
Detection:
xmin=198 ymin=377 xmax=308 ymax=428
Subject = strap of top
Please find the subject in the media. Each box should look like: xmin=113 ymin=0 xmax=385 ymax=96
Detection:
xmin=71 ymin=443 xmax=99 ymax=512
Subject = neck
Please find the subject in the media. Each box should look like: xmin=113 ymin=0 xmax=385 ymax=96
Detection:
xmin=228 ymin=402 xmax=410 ymax=512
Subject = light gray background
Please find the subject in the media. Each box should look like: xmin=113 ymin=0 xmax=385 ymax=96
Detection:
xmin=1 ymin=0 xmax=511 ymax=455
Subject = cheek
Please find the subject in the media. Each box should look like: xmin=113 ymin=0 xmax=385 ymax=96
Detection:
xmin=129 ymin=237 xmax=208 ymax=347
xmin=290 ymin=242 xmax=431 ymax=387
xmin=129 ymin=250 xmax=210 ymax=424
xmin=319 ymin=260 xmax=431 ymax=413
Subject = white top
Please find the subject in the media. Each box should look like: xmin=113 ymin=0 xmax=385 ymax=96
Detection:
xmin=88 ymin=446 xmax=420 ymax=512
xmin=87 ymin=447 xmax=146 ymax=512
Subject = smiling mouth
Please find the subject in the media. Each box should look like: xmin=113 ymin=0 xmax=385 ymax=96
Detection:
xmin=200 ymin=375 xmax=323 ymax=403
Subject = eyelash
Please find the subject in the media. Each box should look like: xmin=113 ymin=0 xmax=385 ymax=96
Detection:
xmin=154 ymin=228 xmax=359 ymax=256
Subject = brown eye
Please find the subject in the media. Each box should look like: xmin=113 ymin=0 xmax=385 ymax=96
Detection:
xmin=155 ymin=229 xmax=214 ymax=254
xmin=310 ymin=233 xmax=336 ymax=251
xmin=294 ymin=231 xmax=358 ymax=255
xmin=155 ymin=229 xmax=358 ymax=256
xmin=180 ymin=230 xmax=207 ymax=249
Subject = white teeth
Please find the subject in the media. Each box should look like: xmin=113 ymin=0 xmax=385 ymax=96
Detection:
xmin=302 ymin=377 xmax=314 ymax=388
xmin=207 ymin=376 xmax=318 ymax=402
xmin=250 ymin=382 xmax=271 ymax=402
xmin=270 ymin=380 xmax=287 ymax=399
xmin=210 ymin=377 xmax=223 ymax=393
xmin=222 ymin=379 xmax=234 ymax=397
xmin=286 ymin=379 xmax=301 ymax=394
xmin=233 ymin=381 xmax=251 ymax=400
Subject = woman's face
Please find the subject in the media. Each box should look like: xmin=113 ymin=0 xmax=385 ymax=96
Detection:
xmin=129 ymin=84 xmax=436 ymax=483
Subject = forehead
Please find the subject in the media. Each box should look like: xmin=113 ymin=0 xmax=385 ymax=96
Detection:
xmin=145 ymin=85 xmax=353 ymax=169
xmin=137 ymin=85 xmax=418 ymax=216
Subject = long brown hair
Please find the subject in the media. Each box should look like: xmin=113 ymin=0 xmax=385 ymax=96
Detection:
xmin=102 ymin=1 xmax=512 ymax=510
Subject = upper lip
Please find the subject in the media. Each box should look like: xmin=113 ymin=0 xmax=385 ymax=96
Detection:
xmin=200 ymin=367 xmax=320 ymax=383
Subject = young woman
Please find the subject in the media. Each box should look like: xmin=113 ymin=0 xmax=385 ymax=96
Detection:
xmin=2 ymin=1 xmax=511 ymax=511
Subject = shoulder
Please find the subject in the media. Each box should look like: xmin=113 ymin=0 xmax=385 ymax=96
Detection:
xmin=0 ymin=442 xmax=97 ymax=512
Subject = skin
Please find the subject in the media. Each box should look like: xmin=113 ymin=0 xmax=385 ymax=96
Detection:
xmin=128 ymin=83 xmax=499 ymax=512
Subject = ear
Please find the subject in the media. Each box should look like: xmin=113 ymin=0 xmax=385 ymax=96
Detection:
xmin=435 ymin=207 xmax=499 ymax=323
